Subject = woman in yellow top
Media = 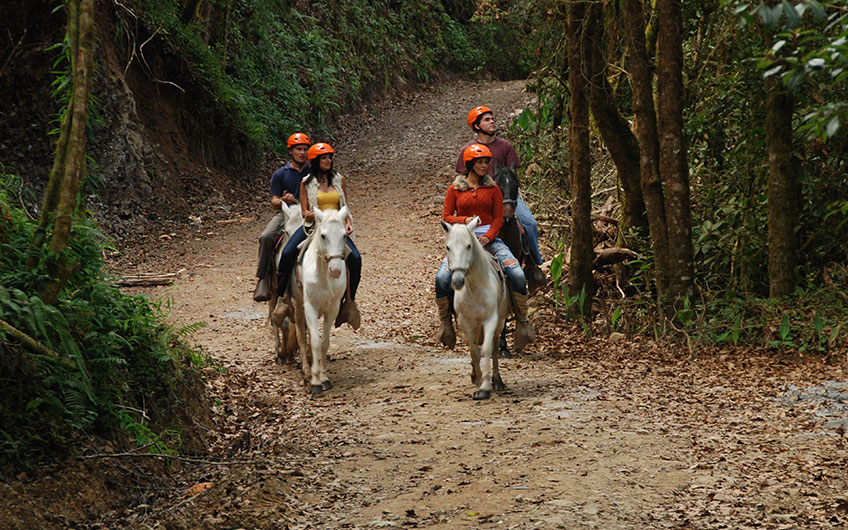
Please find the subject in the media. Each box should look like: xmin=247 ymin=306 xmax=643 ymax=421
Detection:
xmin=276 ymin=143 xmax=361 ymax=329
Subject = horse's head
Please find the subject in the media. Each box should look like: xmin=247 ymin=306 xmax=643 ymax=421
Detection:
xmin=314 ymin=206 xmax=349 ymax=279
xmin=282 ymin=202 xmax=304 ymax=235
xmin=493 ymin=162 xmax=519 ymax=221
xmin=441 ymin=217 xmax=480 ymax=291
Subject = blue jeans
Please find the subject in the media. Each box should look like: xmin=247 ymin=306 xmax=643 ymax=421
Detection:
xmin=435 ymin=237 xmax=527 ymax=298
xmin=277 ymin=226 xmax=361 ymax=300
xmin=516 ymin=195 xmax=543 ymax=265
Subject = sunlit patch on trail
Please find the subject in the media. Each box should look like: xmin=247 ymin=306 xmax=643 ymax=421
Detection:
xmin=781 ymin=381 xmax=848 ymax=435
xmin=220 ymin=309 xmax=266 ymax=320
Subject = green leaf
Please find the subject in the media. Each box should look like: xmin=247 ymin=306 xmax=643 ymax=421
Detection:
xmin=826 ymin=117 xmax=840 ymax=137
xmin=779 ymin=314 xmax=791 ymax=341
xmin=781 ymin=0 xmax=800 ymax=28
xmin=550 ymin=253 xmax=563 ymax=283
xmin=764 ymin=65 xmax=783 ymax=78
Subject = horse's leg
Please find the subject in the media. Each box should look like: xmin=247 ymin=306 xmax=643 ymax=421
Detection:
xmin=474 ymin=314 xmax=501 ymax=400
xmin=499 ymin=325 xmax=511 ymax=358
xmin=319 ymin=303 xmax=339 ymax=391
xmin=269 ymin=296 xmax=283 ymax=364
xmin=492 ymin=317 xmax=507 ymax=392
xmin=284 ymin=301 xmax=298 ymax=365
xmin=457 ymin=315 xmax=480 ymax=386
xmin=293 ymin=294 xmax=310 ymax=381
xmin=304 ymin=303 xmax=324 ymax=394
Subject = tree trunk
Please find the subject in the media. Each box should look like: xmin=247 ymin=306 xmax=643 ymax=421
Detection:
xmin=623 ymin=0 xmax=669 ymax=299
xmin=33 ymin=0 xmax=95 ymax=304
xmin=766 ymin=86 xmax=798 ymax=297
xmin=585 ymin=4 xmax=647 ymax=237
xmin=567 ymin=0 xmax=594 ymax=319
xmin=656 ymin=0 xmax=694 ymax=305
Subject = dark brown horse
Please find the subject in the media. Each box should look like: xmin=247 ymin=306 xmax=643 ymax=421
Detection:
xmin=493 ymin=163 xmax=545 ymax=357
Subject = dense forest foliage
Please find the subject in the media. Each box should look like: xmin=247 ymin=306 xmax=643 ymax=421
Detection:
xmin=1 ymin=0 xmax=846 ymax=473
xmin=508 ymin=0 xmax=848 ymax=351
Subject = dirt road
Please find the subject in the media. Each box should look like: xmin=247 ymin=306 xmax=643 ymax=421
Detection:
xmin=112 ymin=80 xmax=847 ymax=529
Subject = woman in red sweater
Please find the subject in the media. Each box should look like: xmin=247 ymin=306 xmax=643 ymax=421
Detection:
xmin=435 ymin=144 xmax=534 ymax=352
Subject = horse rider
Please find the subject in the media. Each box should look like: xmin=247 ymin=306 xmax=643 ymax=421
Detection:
xmin=254 ymin=132 xmax=311 ymax=302
xmin=456 ymin=106 xmax=544 ymax=269
xmin=275 ymin=142 xmax=361 ymax=329
xmin=436 ymin=143 xmax=535 ymax=352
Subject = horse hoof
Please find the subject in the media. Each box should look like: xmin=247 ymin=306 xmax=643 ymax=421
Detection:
xmin=322 ymin=381 xmax=333 ymax=391
xmin=473 ymin=389 xmax=491 ymax=400
xmin=499 ymin=348 xmax=512 ymax=358
xmin=311 ymin=385 xmax=324 ymax=395
xmin=493 ymin=379 xmax=507 ymax=392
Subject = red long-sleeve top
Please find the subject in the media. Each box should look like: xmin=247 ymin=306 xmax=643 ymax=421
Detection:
xmin=442 ymin=184 xmax=504 ymax=242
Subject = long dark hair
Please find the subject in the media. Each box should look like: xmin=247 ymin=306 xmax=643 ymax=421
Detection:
xmin=304 ymin=157 xmax=335 ymax=188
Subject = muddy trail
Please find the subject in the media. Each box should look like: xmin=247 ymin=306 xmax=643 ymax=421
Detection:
xmin=87 ymin=80 xmax=846 ymax=529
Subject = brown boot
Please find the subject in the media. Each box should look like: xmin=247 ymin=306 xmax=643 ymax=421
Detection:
xmin=253 ymin=277 xmax=271 ymax=302
xmin=334 ymin=298 xmax=361 ymax=330
xmin=512 ymin=291 xmax=536 ymax=353
xmin=435 ymin=296 xmax=456 ymax=349
xmin=347 ymin=299 xmax=361 ymax=330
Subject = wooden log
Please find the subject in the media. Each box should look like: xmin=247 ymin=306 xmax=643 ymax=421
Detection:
xmin=116 ymin=268 xmax=185 ymax=286
xmin=593 ymin=247 xmax=639 ymax=267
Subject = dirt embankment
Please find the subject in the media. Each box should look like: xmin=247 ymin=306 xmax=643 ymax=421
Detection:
xmin=3 ymin=79 xmax=847 ymax=529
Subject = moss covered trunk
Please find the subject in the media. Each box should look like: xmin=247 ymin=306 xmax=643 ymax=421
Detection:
xmin=567 ymin=0 xmax=594 ymax=318
xmin=766 ymin=87 xmax=798 ymax=298
xmin=623 ymin=0 xmax=669 ymax=300
xmin=656 ymin=0 xmax=693 ymax=305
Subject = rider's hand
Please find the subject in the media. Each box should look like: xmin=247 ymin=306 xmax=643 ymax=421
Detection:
xmin=282 ymin=192 xmax=295 ymax=204
xmin=346 ymin=222 xmax=354 ymax=235
xmin=478 ymin=235 xmax=490 ymax=246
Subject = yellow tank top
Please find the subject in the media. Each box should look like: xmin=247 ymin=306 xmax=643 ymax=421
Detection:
xmin=316 ymin=188 xmax=341 ymax=211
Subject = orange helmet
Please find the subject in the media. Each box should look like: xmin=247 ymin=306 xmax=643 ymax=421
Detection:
xmin=307 ymin=142 xmax=335 ymax=163
xmin=466 ymin=105 xmax=492 ymax=130
xmin=287 ymin=132 xmax=311 ymax=148
xmin=462 ymin=143 xmax=493 ymax=164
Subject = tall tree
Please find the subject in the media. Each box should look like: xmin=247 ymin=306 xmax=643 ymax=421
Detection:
xmin=29 ymin=0 xmax=95 ymax=304
xmin=656 ymin=0 xmax=693 ymax=304
xmin=623 ymin=0 xmax=669 ymax=299
xmin=567 ymin=0 xmax=594 ymax=318
xmin=765 ymin=82 xmax=798 ymax=297
xmin=585 ymin=3 xmax=646 ymax=238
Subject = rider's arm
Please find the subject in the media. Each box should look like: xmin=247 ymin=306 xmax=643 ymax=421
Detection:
xmin=300 ymin=180 xmax=314 ymax=221
xmin=271 ymin=195 xmax=283 ymax=210
xmin=338 ymin=175 xmax=354 ymax=234
xmin=442 ymin=186 xmax=466 ymax=225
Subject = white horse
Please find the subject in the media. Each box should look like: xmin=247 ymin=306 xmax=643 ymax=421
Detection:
xmin=269 ymin=202 xmax=304 ymax=365
xmin=442 ymin=217 xmax=510 ymax=400
xmin=289 ymin=206 xmax=349 ymax=394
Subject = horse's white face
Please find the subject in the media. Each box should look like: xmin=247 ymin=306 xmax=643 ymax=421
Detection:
xmin=314 ymin=206 xmax=348 ymax=279
xmin=442 ymin=217 xmax=479 ymax=291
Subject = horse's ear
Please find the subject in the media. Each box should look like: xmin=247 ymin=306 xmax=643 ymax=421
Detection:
xmin=467 ymin=216 xmax=479 ymax=232
xmin=314 ymin=206 xmax=325 ymax=223
xmin=338 ymin=205 xmax=349 ymax=221
xmin=441 ymin=220 xmax=451 ymax=233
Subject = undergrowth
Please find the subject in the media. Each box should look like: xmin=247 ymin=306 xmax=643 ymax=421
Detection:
xmin=508 ymin=101 xmax=848 ymax=356
xmin=0 ymin=171 xmax=214 ymax=472
xmin=127 ymin=0 xmax=534 ymax=156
